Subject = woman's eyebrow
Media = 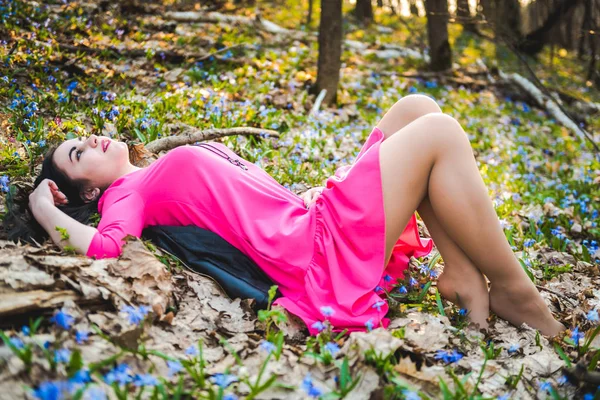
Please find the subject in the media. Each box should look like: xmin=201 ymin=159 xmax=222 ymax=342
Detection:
xmin=68 ymin=138 xmax=83 ymax=163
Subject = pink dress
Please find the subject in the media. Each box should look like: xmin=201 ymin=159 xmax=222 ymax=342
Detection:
xmin=87 ymin=126 xmax=434 ymax=335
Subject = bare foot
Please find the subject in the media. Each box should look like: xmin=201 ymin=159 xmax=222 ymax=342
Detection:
xmin=437 ymin=264 xmax=490 ymax=330
xmin=489 ymin=281 xmax=566 ymax=337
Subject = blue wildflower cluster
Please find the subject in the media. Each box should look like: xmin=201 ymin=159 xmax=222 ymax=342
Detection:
xmin=434 ymin=349 xmax=464 ymax=364
xmin=120 ymin=304 xmax=150 ymax=325
xmin=301 ymin=373 xmax=322 ymax=398
xmin=0 ymin=175 xmax=9 ymax=193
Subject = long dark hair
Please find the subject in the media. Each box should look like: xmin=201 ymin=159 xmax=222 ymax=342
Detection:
xmin=2 ymin=147 xmax=101 ymax=244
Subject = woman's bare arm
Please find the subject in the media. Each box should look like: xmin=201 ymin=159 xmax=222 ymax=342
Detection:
xmin=29 ymin=179 xmax=97 ymax=254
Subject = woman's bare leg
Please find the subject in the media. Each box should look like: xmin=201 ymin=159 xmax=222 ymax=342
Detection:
xmin=378 ymin=113 xmax=565 ymax=336
xmin=376 ymin=95 xmax=490 ymax=328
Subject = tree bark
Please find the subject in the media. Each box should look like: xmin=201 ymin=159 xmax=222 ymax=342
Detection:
xmin=425 ymin=0 xmax=452 ymax=71
xmin=312 ymin=0 xmax=343 ymax=105
xmin=578 ymin=0 xmax=592 ymax=58
xmin=408 ymin=0 xmax=419 ymax=16
xmin=495 ymin=0 xmax=521 ymax=43
xmin=456 ymin=0 xmax=475 ymax=32
xmin=353 ymin=0 xmax=374 ymax=25
xmin=306 ymin=0 xmax=314 ymax=28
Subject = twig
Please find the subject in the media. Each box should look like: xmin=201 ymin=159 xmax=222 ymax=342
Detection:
xmin=145 ymin=126 xmax=280 ymax=154
xmin=309 ymin=89 xmax=327 ymax=116
xmin=535 ymin=285 xmax=578 ymax=306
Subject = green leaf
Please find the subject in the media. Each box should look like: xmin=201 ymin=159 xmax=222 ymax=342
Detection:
xmin=417 ymin=281 xmax=432 ymax=303
xmin=589 ymin=350 xmax=600 ymax=371
xmin=553 ymin=343 xmax=572 ymax=367
xmin=339 ymin=356 xmax=350 ymax=389
xmin=435 ymin=288 xmax=446 ymax=317
xmin=67 ymin=349 xmax=83 ymax=377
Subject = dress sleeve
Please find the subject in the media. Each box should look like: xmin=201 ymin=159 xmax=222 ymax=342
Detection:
xmin=86 ymin=189 xmax=145 ymax=259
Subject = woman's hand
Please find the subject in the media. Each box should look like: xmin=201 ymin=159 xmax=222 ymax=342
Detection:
xmin=301 ymin=186 xmax=325 ymax=209
xmin=29 ymin=179 xmax=68 ymax=211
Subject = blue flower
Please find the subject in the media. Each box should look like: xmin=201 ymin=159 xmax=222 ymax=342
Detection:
xmin=33 ymin=380 xmax=70 ymax=400
xmin=185 ymin=345 xmax=199 ymax=356
xmin=210 ymin=373 xmax=238 ymax=388
xmin=120 ymin=305 xmax=150 ymax=325
xmin=508 ymin=344 xmax=520 ymax=354
xmin=50 ymin=309 xmax=74 ymax=330
xmin=496 ymin=394 xmax=510 ymax=400
xmin=402 ymin=390 xmax=421 ymax=400
xmin=383 ymin=274 xmax=393 ymax=282
xmin=539 ymin=381 xmax=552 ymax=392
xmin=54 ymin=348 xmax=71 ymax=363
xmin=571 ymin=327 xmax=585 ymax=344
xmin=10 ymin=337 xmax=25 ymax=350
xmin=556 ymin=375 xmax=568 ymax=385
xmin=167 ymin=360 xmax=183 ymax=377
xmin=66 ymin=81 xmax=78 ymax=93
xmin=83 ymin=387 xmax=106 ymax=400
xmin=320 ymin=306 xmax=335 ymax=317
xmin=21 ymin=326 xmax=30 ymax=336
xmin=587 ymin=309 xmax=599 ymax=323
xmin=133 ymin=374 xmax=158 ymax=387
xmin=374 ymin=285 xmax=384 ymax=293
xmin=222 ymin=395 xmax=238 ymax=400
xmin=69 ymin=369 xmax=91 ymax=384
xmin=301 ymin=374 xmax=323 ymax=398
xmin=38 ymin=140 xmax=46 ymax=147
xmin=409 ymin=277 xmax=418 ymax=287
xmin=523 ymin=239 xmax=536 ymax=248
xmin=311 ymin=321 xmax=325 ymax=332
xmin=398 ymin=286 xmax=408 ymax=294
xmin=434 ymin=349 xmax=463 ymax=364
xmin=75 ymin=330 xmax=89 ymax=344
xmin=365 ymin=318 xmax=374 ymax=332
xmin=324 ymin=342 xmax=340 ymax=356
xmin=372 ymin=300 xmax=386 ymax=312
xmin=458 ymin=308 xmax=468 ymax=316
xmin=104 ymin=363 xmax=133 ymax=385
xmin=584 ymin=393 xmax=594 ymax=400
xmin=417 ymin=263 xmax=430 ymax=274
xmin=260 ymin=340 xmax=276 ymax=353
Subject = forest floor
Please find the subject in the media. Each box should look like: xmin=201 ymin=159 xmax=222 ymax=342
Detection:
xmin=1 ymin=0 xmax=600 ymax=399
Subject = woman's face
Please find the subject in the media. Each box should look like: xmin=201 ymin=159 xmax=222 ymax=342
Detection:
xmin=54 ymin=134 xmax=130 ymax=190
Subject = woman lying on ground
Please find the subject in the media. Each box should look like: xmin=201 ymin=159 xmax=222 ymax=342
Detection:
xmin=4 ymin=94 xmax=566 ymax=337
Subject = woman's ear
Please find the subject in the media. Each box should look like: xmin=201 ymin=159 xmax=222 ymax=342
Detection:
xmin=81 ymin=187 xmax=101 ymax=203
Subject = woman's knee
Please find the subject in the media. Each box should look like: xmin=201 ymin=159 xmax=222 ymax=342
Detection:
xmin=413 ymin=113 xmax=471 ymax=151
xmin=377 ymin=94 xmax=443 ymax=138
xmin=393 ymin=94 xmax=442 ymax=116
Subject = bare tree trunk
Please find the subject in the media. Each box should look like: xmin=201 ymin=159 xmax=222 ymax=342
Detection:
xmin=457 ymin=0 xmax=475 ymax=31
xmin=579 ymin=0 xmax=592 ymax=58
xmin=353 ymin=0 xmax=374 ymax=25
xmin=495 ymin=0 xmax=521 ymax=43
xmin=588 ymin=0 xmax=597 ymax=82
xmin=425 ymin=0 xmax=452 ymax=71
xmin=409 ymin=0 xmax=419 ymax=16
xmin=479 ymin=0 xmax=495 ymax=25
xmin=377 ymin=0 xmax=383 ymax=9
xmin=517 ymin=0 xmax=582 ymax=55
xmin=306 ymin=0 xmax=314 ymax=28
xmin=312 ymin=0 xmax=343 ymax=105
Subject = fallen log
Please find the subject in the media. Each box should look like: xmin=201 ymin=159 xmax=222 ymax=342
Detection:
xmin=144 ymin=125 xmax=280 ymax=154
xmin=499 ymin=71 xmax=589 ymax=143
